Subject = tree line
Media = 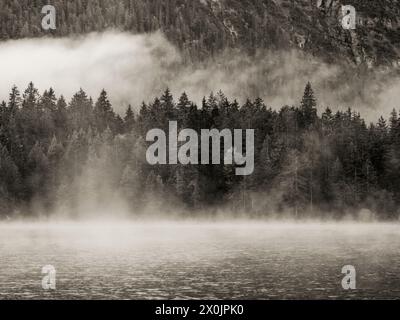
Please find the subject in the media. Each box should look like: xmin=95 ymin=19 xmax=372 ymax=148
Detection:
xmin=0 ymin=82 xmax=399 ymax=219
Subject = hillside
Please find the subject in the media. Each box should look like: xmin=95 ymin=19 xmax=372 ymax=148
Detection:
xmin=0 ymin=0 xmax=399 ymax=67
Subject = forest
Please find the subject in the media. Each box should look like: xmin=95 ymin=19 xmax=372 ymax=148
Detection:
xmin=0 ymin=0 xmax=248 ymax=62
xmin=1 ymin=0 xmax=398 ymax=65
xmin=0 ymin=81 xmax=399 ymax=219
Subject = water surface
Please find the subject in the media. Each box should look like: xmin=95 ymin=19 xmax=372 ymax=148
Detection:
xmin=0 ymin=222 xmax=399 ymax=299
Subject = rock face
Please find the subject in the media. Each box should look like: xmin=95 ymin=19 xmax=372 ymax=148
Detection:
xmin=0 ymin=0 xmax=399 ymax=67
xmin=195 ymin=0 xmax=400 ymax=67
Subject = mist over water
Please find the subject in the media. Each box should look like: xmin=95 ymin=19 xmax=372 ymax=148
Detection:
xmin=1 ymin=0 xmax=400 ymax=301
xmin=0 ymin=31 xmax=398 ymax=121
xmin=0 ymin=221 xmax=399 ymax=299
xmin=0 ymin=31 xmax=399 ymax=300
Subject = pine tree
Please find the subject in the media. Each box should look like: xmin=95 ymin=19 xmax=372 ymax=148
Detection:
xmin=22 ymin=82 xmax=39 ymax=111
xmin=300 ymin=82 xmax=317 ymax=129
xmin=54 ymin=96 xmax=69 ymax=139
xmin=160 ymin=88 xmax=175 ymax=127
xmin=94 ymin=89 xmax=115 ymax=132
xmin=123 ymin=105 xmax=135 ymax=133
xmin=177 ymin=92 xmax=191 ymax=127
xmin=8 ymin=85 xmax=21 ymax=116
xmin=41 ymin=88 xmax=57 ymax=113
xmin=69 ymin=88 xmax=94 ymax=131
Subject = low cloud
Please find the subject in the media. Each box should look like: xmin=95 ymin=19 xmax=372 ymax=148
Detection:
xmin=0 ymin=31 xmax=398 ymax=121
xmin=0 ymin=31 xmax=180 ymax=111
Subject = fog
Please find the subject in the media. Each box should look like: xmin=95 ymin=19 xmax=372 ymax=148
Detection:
xmin=0 ymin=31 xmax=398 ymax=121
xmin=0 ymin=31 xmax=180 ymax=110
xmin=1 ymin=220 xmax=399 ymax=299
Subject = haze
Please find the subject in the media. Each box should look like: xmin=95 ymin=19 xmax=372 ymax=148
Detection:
xmin=0 ymin=31 xmax=398 ymax=121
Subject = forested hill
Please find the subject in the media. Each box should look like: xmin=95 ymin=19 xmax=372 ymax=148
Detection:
xmin=0 ymin=82 xmax=400 ymax=219
xmin=0 ymin=0 xmax=399 ymax=66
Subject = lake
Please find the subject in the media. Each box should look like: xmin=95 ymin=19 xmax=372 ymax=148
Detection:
xmin=0 ymin=221 xmax=399 ymax=299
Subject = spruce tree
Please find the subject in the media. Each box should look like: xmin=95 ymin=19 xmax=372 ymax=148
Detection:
xmin=123 ymin=105 xmax=135 ymax=133
xmin=94 ymin=89 xmax=115 ymax=132
xmin=8 ymin=85 xmax=21 ymax=116
xmin=300 ymin=82 xmax=317 ymax=129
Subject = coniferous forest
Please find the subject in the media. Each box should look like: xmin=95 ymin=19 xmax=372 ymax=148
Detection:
xmin=0 ymin=81 xmax=399 ymax=219
xmin=1 ymin=0 xmax=399 ymax=65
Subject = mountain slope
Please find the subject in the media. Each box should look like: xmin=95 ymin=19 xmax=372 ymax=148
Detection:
xmin=0 ymin=0 xmax=399 ymax=67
